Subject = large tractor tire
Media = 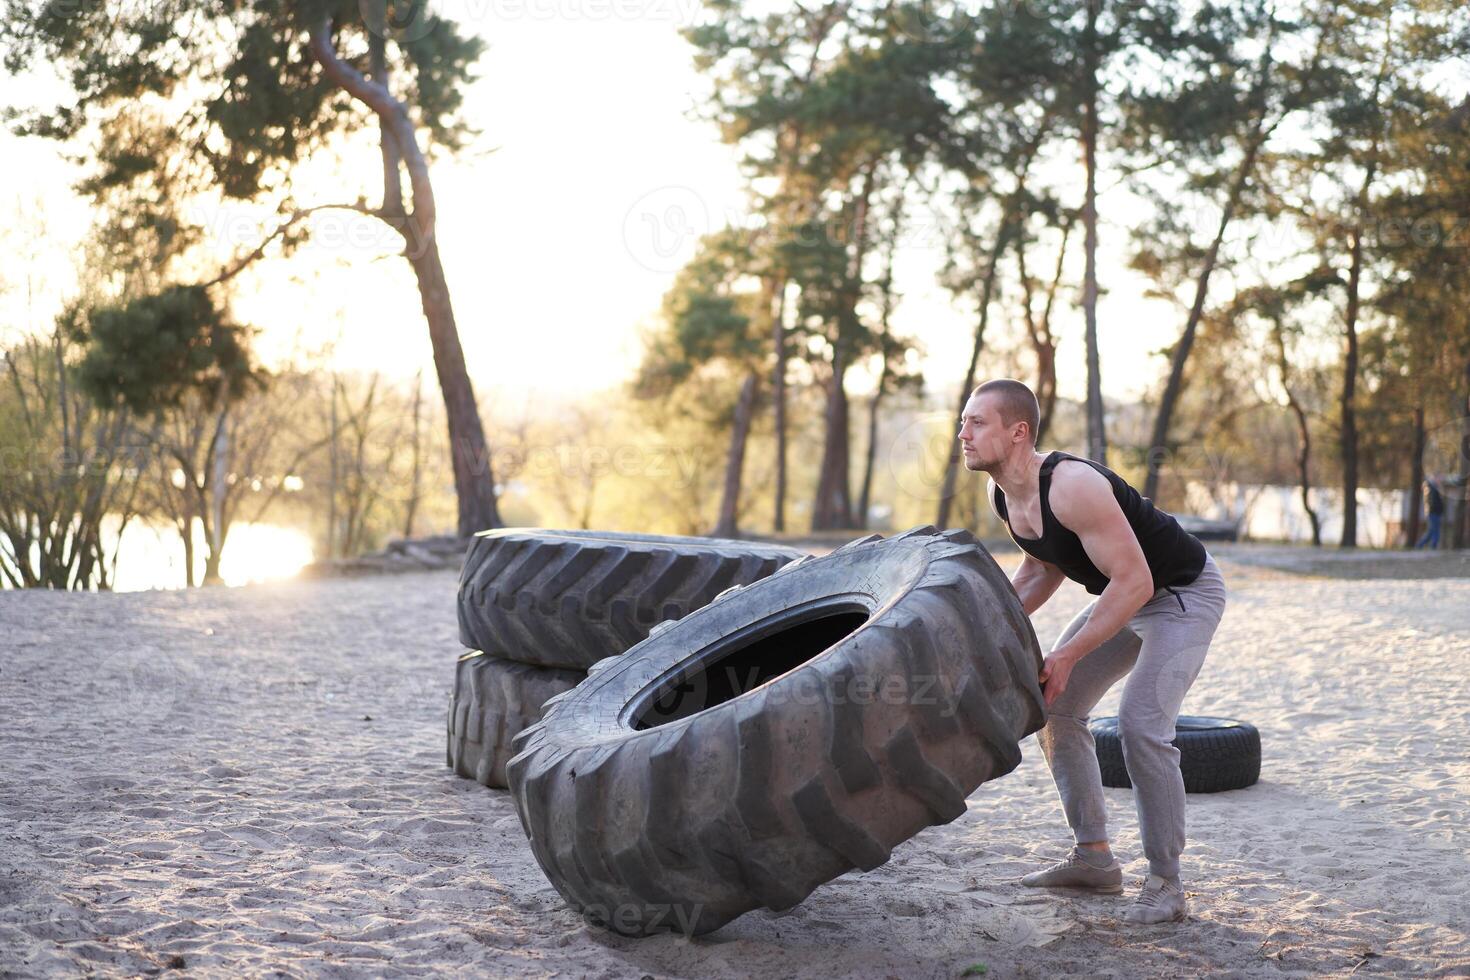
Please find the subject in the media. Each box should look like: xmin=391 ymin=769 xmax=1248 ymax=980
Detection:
xmin=447 ymin=651 xmax=585 ymax=789
xmin=458 ymin=529 xmax=806 ymax=671
xmin=506 ymin=526 xmax=1045 ymax=936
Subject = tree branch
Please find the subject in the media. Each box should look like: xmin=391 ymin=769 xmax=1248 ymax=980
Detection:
xmin=202 ymin=202 xmax=384 ymax=288
xmin=308 ymin=17 xmax=437 ymax=238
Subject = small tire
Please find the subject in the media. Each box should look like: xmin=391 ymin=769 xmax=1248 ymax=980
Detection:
xmin=1090 ymin=715 xmax=1260 ymax=793
xmin=458 ymin=529 xmax=806 ymax=670
xmin=507 ymin=526 xmax=1045 ymax=936
xmin=447 ymin=651 xmax=586 ymax=789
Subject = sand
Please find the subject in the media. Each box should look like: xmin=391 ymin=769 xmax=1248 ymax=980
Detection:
xmin=2 ymin=554 xmax=1468 ymax=978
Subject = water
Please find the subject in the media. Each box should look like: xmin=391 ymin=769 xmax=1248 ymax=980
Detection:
xmin=106 ymin=518 xmax=315 ymax=592
xmin=1182 ymin=481 xmax=1411 ymax=548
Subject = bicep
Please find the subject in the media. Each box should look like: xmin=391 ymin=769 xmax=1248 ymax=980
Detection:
xmin=1052 ymin=468 xmax=1150 ymax=585
xmin=1015 ymin=551 xmax=1064 ymax=586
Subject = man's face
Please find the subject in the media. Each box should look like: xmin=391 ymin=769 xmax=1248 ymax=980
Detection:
xmin=958 ymin=392 xmax=1018 ymax=471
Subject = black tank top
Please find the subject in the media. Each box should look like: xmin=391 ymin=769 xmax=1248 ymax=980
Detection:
xmin=993 ymin=451 xmax=1206 ymax=596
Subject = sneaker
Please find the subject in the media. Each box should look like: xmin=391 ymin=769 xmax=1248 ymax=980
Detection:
xmin=1019 ymin=847 xmax=1123 ymax=893
xmin=1122 ymin=874 xmax=1188 ymax=924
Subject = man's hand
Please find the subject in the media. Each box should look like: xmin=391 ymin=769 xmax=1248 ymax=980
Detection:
xmin=1039 ymin=646 xmax=1081 ymax=707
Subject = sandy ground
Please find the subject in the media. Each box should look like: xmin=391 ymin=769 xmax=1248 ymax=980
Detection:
xmin=2 ymin=552 xmax=1468 ymax=979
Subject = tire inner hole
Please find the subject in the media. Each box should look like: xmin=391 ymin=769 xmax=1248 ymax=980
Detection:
xmin=632 ymin=608 xmax=869 ymax=729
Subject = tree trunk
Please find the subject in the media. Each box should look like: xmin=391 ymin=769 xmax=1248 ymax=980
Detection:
xmin=713 ymin=372 xmax=759 ymax=538
xmin=936 ymin=242 xmax=1006 ymax=528
xmin=1335 ymin=45 xmax=1390 ymax=550
xmin=857 ymin=176 xmax=907 ymax=529
xmin=1143 ymin=22 xmax=1278 ymax=501
xmin=328 ymin=377 xmax=340 ymax=559
xmin=1270 ymin=315 xmax=1321 ymax=546
xmin=181 ymin=501 xmax=196 ymax=589
xmin=812 ymin=165 xmax=877 ymax=531
xmin=309 ymin=18 xmax=500 ymax=538
xmin=770 ymin=276 xmax=789 ymax=533
xmin=857 ymin=385 xmax=884 ymax=530
xmin=407 ymin=236 xmax=502 ymax=536
xmin=812 ymin=351 xmax=854 ymax=531
xmin=1454 ymin=355 xmax=1470 ymax=549
xmin=1081 ymin=0 xmax=1107 ymax=466
xmin=1340 ymin=225 xmax=1365 ymax=550
xmin=404 ymin=369 xmax=423 ymax=539
xmin=857 ymin=322 xmax=891 ymax=533
xmin=204 ymin=400 xmax=229 ymax=585
xmin=1406 ymin=405 xmax=1425 ymax=548
xmin=1018 ymin=215 xmax=1070 ymax=445
xmin=367 ymin=1 xmax=404 ymax=220
xmin=1288 ymin=395 xmax=1321 ymax=547
xmin=1143 ymin=132 xmax=1266 ymax=503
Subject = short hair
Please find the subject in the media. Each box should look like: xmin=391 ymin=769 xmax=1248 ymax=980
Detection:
xmin=973 ymin=379 xmax=1040 ymax=444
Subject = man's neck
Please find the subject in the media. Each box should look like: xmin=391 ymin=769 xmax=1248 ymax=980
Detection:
xmin=989 ymin=449 xmax=1049 ymax=503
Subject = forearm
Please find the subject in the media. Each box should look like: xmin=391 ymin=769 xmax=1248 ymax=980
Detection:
xmin=1011 ymin=566 xmax=1063 ymax=616
xmin=1053 ymin=576 xmax=1153 ymax=661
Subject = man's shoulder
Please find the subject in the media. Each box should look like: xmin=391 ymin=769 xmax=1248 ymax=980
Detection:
xmin=1048 ymin=458 xmax=1116 ymax=524
xmin=1049 ymin=456 xmax=1112 ymax=494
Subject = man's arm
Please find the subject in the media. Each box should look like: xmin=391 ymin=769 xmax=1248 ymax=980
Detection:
xmin=1037 ymin=463 xmax=1156 ymax=705
xmin=1012 ymin=553 xmax=1066 ymax=616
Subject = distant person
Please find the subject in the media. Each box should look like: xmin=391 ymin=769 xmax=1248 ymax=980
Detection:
xmin=1416 ymin=475 xmax=1444 ymax=550
xmin=960 ymin=378 xmax=1226 ymax=925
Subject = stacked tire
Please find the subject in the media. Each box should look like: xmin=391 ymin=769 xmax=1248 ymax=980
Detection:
xmin=506 ymin=526 xmax=1047 ymax=936
xmin=448 ymin=529 xmax=807 ymax=789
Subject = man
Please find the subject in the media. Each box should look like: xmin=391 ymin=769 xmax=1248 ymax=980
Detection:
xmin=958 ymin=379 xmax=1227 ymax=925
xmin=1416 ymin=474 xmax=1444 ymax=550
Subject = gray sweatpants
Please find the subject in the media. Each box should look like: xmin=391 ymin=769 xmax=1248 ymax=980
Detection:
xmin=1036 ymin=554 xmax=1228 ymax=880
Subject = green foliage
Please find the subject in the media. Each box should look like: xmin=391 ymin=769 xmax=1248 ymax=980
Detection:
xmin=636 ymin=229 xmax=768 ymax=401
xmin=70 ymin=286 xmax=262 ymax=416
xmin=2 ymin=1 xmax=485 ymax=201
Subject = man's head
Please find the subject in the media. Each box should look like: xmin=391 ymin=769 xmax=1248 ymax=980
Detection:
xmin=958 ymin=379 xmax=1040 ymax=471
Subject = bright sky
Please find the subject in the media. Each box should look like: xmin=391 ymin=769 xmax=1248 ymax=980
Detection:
xmin=2 ymin=5 xmax=1190 ymax=414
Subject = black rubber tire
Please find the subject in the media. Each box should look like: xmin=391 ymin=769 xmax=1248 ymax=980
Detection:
xmin=446 ymin=651 xmax=585 ymax=789
xmin=506 ymin=526 xmax=1046 ymax=937
xmin=1090 ymin=715 xmax=1260 ymax=793
xmin=458 ymin=529 xmax=806 ymax=670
